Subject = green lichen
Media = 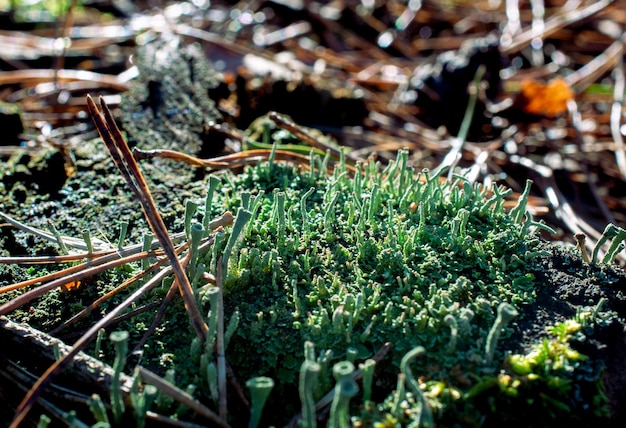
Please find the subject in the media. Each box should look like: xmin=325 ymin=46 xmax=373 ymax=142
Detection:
xmin=186 ymin=149 xmax=553 ymax=423
xmin=457 ymin=309 xmax=610 ymax=426
xmin=2 ymin=126 xmax=616 ymax=425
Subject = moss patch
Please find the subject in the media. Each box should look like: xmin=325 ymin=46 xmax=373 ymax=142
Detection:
xmin=1 ymin=139 xmax=625 ymax=426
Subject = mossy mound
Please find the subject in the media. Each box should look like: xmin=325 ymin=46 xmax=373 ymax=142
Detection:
xmin=214 ymin=153 xmax=539 ymax=381
xmin=187 ymin=151 xmax=612 ymax=426
xmin=1 ymin=143 xmax=623 ymax=426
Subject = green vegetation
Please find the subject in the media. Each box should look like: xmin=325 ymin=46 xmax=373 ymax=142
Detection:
xmin=212 ymin=151 xmax=542 ymax=384
xmin=1 ymin=143 xmax=615 ymax=426
xmin=181 ymin=148 xmax=607 ymax=426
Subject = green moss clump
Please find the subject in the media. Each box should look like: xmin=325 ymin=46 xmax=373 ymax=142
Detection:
xmin=2 ymin=138 xmax=613 ymax=425
xmin=194 ymin=149 xmax=558 ymax=423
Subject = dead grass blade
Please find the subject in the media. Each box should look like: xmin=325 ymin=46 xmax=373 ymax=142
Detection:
xmin=8 ymin=265 xmax=173 ymax=427
xmin=86 ymin=94 xmax=208 ymax=341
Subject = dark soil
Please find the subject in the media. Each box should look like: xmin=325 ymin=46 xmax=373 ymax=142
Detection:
xmin=524 ymin=243 xmax=626 ymax=425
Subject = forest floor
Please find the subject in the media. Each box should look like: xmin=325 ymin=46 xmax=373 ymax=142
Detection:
xmin=1 ymin=1 xmax=626 ymax=427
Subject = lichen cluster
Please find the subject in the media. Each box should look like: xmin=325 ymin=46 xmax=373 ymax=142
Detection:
xmin=1 ymin=142 xmax=613 ymax=426
xmin=192 ymin=149 xmax=559 ymax=422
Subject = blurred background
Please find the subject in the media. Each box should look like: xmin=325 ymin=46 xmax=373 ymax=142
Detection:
xmin=1 ymin=0 xmax=626 ymax=262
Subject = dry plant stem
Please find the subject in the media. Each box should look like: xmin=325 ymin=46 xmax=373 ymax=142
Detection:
xmin=268 ymin=111 xmax=343 ymax=159
xmin=216 ymin=260 xmax=227 ymax=420
xmin=132 ymin=147 xmax=300 ymax=167
xmin=226 ymin=361 xmax=250 ymax=409
xmin=133 ymin=147 xmax=357 ymax=174
xmin=1 ymin=215 xmax=230 ymax=328
xmin=610 ymin=51 xmax=626 ymax=179
xmin=0 ymin=252 xmax=108 ymax=264
xmin=87 ymin=94 xmax=208 ymax=341
xmin=0 ymin=209 xmax=112 ymax=253
xmin=49 ymin=252 xmax=176 ymax=335
xmin=0 ymin=249 xmax=160 ymax=314
xmin=109 ymin=301 xmax=162 ymax=327
xmin=501 ymin=0 xmax=615 ymax=55
xmin=132 ymin=235 xmax=219 ymax=355
xmin=0 ymin=69 xmax=128 ymax=91
xmin=565 ymin=38 xmax=623 ymax=93
xmin=0 ymin=230 xmax=185 ymax=294
xmin=175 ymin=23 xmax=269 ymax=59
xmin=138 ymin=366 xmax=230 ymax=428
xmin=132 ymin=280 xmax=179 ymax=355
xmin=8 ymin=265 xmax=173 ymax=427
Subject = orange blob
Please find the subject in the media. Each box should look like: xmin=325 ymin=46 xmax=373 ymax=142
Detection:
xmin=519 ymin=77 xmax=574 ymax=117
xmin=61 ymin=280 xmax=82 ymax=292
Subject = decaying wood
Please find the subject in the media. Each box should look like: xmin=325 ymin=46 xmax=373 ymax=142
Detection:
xmin=0 ymin=316 xmax=132 ymax=423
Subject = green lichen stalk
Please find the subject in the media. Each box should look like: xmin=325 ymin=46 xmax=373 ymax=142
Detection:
xmin=87 ymin=394 xmax=109 ymax=424
xmin=37 ymin=415 xmax=51 ymax=428
xmin=328 ymin=361 xmax=358 ymax=428
xmin=299 ymin=358 xmax=321 ymax=427
xmin=109 ymin=331 xmax=129 ymax=424
xmin=246 ymin=376 xmax=275 ymax=428
xmin=188 ymin=222 xmax=204 ymax=282
xmin=221 ymin=207 xmax=252 ymax=277
xmin=359 ymin=359 xmax=376 ymax=403
xmin=400 ymin=347 xmax=433 ymax=428
xmin=203 ymin=175 xmax=221 ymax=230
xmin=485 ymin=302 xmax=519 ymax=365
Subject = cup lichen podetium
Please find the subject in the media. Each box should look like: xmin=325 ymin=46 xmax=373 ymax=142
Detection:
xmin=197 ymin=147 xmax=552 ymax=422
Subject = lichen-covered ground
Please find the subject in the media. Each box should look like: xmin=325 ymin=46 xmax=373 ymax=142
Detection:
xmin=2 ymin=130 xmax=626 ymax=426
xmin=2 ymin=3 xmax=626 ymax=423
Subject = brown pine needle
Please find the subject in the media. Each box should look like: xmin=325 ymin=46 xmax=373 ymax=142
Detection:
xmin=0 ymin=248 xmax=158 ymax=314
xmin=48 ymin=250 xmax=176 ymax=335
xmin=133 ymin=147 xmax=358 ymax=176
xmin=132 ymin=233 xmax=220 ymax=354
xmin=9 ymin=265 xmax=174 ymax=427
xmin=86 ymin=94 xmax=208 ymax=341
